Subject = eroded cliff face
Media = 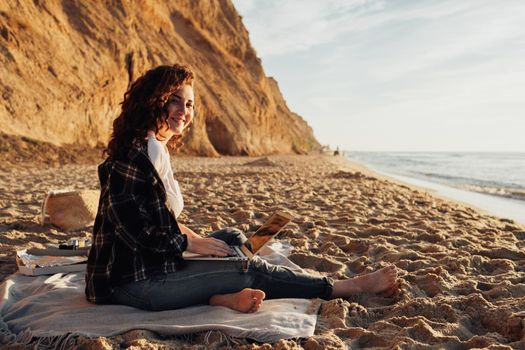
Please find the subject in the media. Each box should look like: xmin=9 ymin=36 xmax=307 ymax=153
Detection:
xmin=0 ymin=0 xmax=319 ymax=156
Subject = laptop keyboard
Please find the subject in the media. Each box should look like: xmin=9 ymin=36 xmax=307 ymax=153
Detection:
xmin=231 ymin=246 xmax=242 ymax=257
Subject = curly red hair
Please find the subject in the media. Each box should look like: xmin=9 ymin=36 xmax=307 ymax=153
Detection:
xmin=106 ymin=64 xmax=195 ymax=158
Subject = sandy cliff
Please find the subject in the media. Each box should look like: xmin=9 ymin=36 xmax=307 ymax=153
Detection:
xmin=0 ymin=0 xmax=319 ymax=156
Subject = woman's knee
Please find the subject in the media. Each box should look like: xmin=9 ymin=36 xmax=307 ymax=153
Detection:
xmin=208 ymin=227 xmax=248 ymax=246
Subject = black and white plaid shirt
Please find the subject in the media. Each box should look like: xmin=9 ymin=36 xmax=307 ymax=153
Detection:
xmin=85 ymin=146 xmax=188 ymax=304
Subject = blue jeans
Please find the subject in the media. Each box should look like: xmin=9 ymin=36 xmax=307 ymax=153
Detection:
xmin=110 ymin=228 xmax=333 ymax=311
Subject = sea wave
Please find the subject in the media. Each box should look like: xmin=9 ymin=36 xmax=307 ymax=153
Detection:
xmin=347 ymin=151 xmax=525 ymax=203
xmin=416 ymin=172 xmax=483 ymax=184
xmin=414 ymin=171 xmax=525 ymax=191
xmin=455 ymin=184 xmax=525 ymax=201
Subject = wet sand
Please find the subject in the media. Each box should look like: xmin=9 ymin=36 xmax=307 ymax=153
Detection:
xmin=355 ymin=167 xmax=525 ymax=226
xmin=1 ymin=154 xmax=525 ymax=349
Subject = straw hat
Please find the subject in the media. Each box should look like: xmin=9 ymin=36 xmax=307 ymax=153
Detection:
xmin=41 ymin=190 xmax=99 ymax=231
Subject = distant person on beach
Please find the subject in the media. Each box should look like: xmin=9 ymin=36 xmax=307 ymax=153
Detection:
xmin=85 ymin=64 xmax=398 ymax=313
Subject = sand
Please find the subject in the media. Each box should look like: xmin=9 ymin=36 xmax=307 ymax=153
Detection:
xmin=1 ymin=154 xmax=525 ymax=349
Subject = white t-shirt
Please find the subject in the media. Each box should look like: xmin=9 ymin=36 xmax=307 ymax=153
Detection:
xmin=146 ymin=131 xmax=184 ymax=218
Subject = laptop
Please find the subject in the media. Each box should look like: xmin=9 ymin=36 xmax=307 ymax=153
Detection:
xmin=182 ymin=211 xmax=293 ymax=261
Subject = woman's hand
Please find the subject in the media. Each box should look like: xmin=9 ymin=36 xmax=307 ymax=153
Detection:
xmin=186 ymin=235 xmax=234 ymax=257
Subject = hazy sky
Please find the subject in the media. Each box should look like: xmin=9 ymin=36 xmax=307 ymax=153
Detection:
xmin=232 ymin=0 xmax=525 ymax=152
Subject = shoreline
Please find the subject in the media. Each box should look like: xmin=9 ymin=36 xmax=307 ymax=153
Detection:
xmin=335 ymin=155 xmax=525 ymax=225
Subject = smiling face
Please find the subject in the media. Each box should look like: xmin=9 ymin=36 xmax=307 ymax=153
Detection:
xmin=157 ymin=84 xmax=194 ymax=141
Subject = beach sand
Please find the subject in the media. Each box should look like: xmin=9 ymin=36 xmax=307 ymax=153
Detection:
xmin=1 ymin=154 xmax=525 ymax=349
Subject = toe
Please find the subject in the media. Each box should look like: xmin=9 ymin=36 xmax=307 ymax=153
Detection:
xmin=253 ymin=290 xmax=266 ymax=300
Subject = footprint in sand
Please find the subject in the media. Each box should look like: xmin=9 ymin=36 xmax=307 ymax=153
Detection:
xmin=392 ymin=299 xmax=458 ymax=324
xmin=411 ymin=273 xmax=446 ymax=297
xmin=319 ymin=242 xmax=346 ymax=256
xmin=346 ymin=257 xmax=368 ymax=273
xmin=481 ymin=259 xmax=516 ymax=275
xmin=324 ymin=233 xmax=349 ymax=245
xmin=288 ymin=253 xmax=345 ymax=273
xmin=476 ymin=247 xmax=525 ymax=260
xmin=319 ymin=299 xmax=351 ymax=328
xmin=482 ymin=285 xmax=512 ymax=300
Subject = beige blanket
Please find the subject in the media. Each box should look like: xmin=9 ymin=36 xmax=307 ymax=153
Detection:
xmin=0 ymin=243 xmax=320 ymax=346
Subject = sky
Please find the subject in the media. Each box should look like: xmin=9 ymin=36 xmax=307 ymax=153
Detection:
xmin=232 ymin=0 xmax=525 ymax=152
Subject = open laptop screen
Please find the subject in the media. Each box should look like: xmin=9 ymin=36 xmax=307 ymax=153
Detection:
xmin=246 ymin=211 xmax=293 ymax=254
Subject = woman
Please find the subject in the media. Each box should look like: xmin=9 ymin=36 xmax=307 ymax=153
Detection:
xmin=85 ymin=64 xmax=397 ymax=313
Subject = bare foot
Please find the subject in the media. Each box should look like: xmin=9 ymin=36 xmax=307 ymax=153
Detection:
xmin=209 ymin=288 xmax=266 ymax=313
xmin=331 ymin=266 xmax=398 ymax=298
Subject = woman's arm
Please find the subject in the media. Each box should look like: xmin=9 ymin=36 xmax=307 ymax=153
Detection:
xmin=177 ymin=223 xmax=200 ymax=239
xmin=107 ymin=161 xmax=187 ymax=255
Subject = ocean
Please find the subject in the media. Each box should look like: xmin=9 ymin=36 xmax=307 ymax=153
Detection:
xmin=345 ymin=152 xmax=525 ymax=224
